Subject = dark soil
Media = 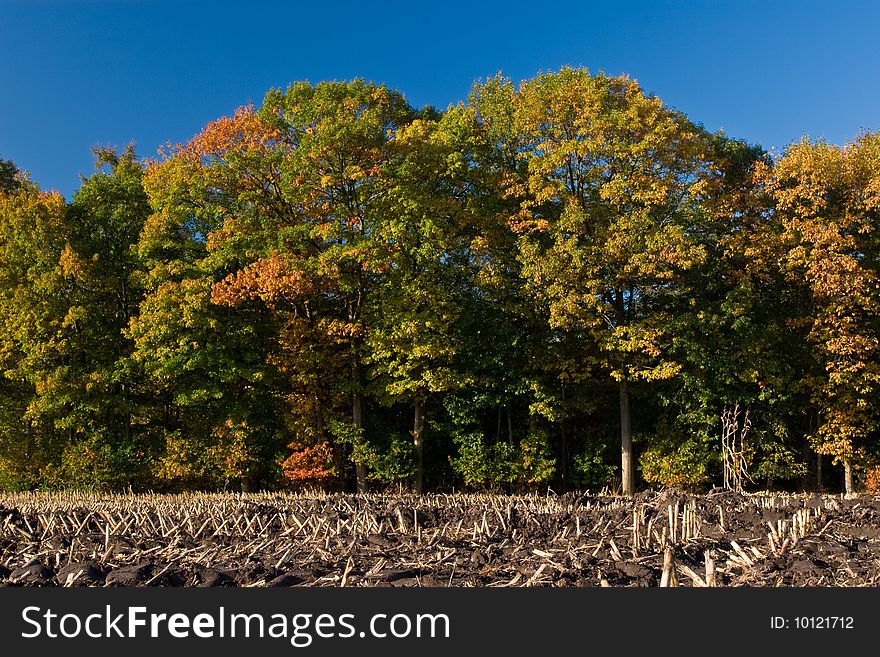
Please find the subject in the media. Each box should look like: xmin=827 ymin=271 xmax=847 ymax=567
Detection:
xmin=1 ymin=490 xmax=879 ymax=587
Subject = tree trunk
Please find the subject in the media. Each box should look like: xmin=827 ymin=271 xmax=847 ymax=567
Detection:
xmin=314 ymin=394 xmax=324 ymax=438
xmin=816 ymin=453 xmax=823 ymax=491
xmin=560 ymin=383 xmax=567 ymax=489
xmin=352 ymin=391 xmax=367 ymax=493
xmin=351 ymin=357 xmax=367 ymax=493
xmin=413 ymin=400 xmax=425 ymax=494
xmin=619 ymin=378 xmax=635 ymax=495
xmin=844 ymin=459 xmax=854 ymax=494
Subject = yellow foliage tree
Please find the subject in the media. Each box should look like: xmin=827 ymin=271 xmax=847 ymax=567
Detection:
xmin=765 ymin=134 xmax=880 ymax=492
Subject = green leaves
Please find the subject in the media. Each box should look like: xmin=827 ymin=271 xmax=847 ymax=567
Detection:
xmin=472 ymin=69 xmax=719 ymax=493
xmin=2 ymin=72 xmax=880 ymax=493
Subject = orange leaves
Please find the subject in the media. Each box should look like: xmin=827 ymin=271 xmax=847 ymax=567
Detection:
xmin=508 ymin=208 xmax=551 ymax=234
xmin=187 ymin=105 xmax=280 ymax=159
xmin=865 ymin=465 xmax=880 ymax=494
xmin=281 ymin=441 xmax=334 ymax=483
xmin=145 ymin=106 xmax=284 ymax=226
xmin=212 ymin=254 xmax=316 ymax=309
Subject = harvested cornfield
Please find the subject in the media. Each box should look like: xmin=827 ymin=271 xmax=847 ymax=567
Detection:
xmin=1 ymin=490 xmax=879 ymax=587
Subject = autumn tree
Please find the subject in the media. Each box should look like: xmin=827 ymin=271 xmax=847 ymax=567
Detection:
xmin=6 ymin=73 xmax=879 ymax=495
xmin=135 ymin=110 xmax=283 ymax=490
xmin=207 ymin=81 xmax=415 ymax=491
xmin=472 ymin=68 xmax=716 ymax=494
xmin=362 ymin=106 xmax=486 ymax=492
xmin=648 ymin=136 xmax=813 ymax=490
xmin=141 ymin=82 xmax=414 ymax=491
xmin=264 ymin=80 xmax=413 ymax=491
xmin=765 ymin=134 xmax=880 ymax=492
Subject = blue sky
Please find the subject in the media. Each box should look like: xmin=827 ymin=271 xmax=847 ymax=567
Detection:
xmin=1 ymin=0 xmax=879 ymax=198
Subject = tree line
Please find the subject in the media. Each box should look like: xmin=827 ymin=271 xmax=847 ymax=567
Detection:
xmin=1 ymin=68 xmax=879 ymax=494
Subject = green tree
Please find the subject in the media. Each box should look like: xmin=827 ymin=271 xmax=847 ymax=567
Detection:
xmin=650 ymin=137 xmax=810 ymax=490
xmin=364 ymin=107 xmax=481 ymax=492
xmin=0 ymin=148 xmax=159 ymax=489
xmin=134 ymin=111 xmax=283 ymax=491
xmin=0 ymin=156 xmax=22 ymax=194
xmin=42 ymin=146 xmax=157 ymax=487
xmin=0 ymin=174 xmax=69 ymax=487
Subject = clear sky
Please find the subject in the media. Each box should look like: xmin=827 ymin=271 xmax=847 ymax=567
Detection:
xmin=1 ymin=0 xmax=879 ymax=199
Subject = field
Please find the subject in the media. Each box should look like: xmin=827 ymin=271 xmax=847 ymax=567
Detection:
xmin=1 ymin=490 xmax=879 ymax=587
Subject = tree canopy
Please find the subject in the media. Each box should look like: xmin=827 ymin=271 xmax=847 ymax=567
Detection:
xmin=1 ymin=70 xmax=879 ymax=494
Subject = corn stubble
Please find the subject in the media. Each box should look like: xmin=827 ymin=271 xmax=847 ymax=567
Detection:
xmin=0 ymin=490 xmax=877 ymax=587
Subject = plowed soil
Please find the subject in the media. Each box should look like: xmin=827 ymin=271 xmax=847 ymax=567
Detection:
xmin=1 ymin=490 xmax=879 ymax=587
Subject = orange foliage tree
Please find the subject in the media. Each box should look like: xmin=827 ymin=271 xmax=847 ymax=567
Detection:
xmin=766 ymin=134 xmax=880 ymax=491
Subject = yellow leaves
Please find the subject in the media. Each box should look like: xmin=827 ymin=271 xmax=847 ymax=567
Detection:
xmin=533 ymin=181 xmax=562 ymax=204
xmin=485 ymin=70 xmax=714 ymax=391
xmin=768 ymin=134 xmax=880 ymax=457
xmin=607 ymin=325 xmax=663 ymax=357
xmin=508 ymin=208 xmax=550 ymax=234
xmin=317 ymin=318 xmax=363 ymax=342
xmin=498 ymin=68 xmax=710 ymax=216
xmin=499 ymin=172 xmax=528 ymax=200
xmin=395 ymin=118 xmax=433 ymax=145
xmin=61 ymin=305 xmax=87 ymax=331
xmin=58 ymin=244 xmax=85 ymax=279
xmin=469 ymin=235 xmax=490 ymax=256
xmin=510 ymin=216 xmax=551 ymax=234
xmin=212 ymin=254 xmax=317 ymax=309
xmin=602 ymin=218 xmax=706 ymax=282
